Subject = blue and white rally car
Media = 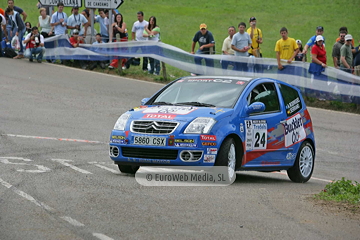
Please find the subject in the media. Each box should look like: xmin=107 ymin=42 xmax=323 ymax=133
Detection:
xmin=109 ymin=76 xmax=315 ymax=183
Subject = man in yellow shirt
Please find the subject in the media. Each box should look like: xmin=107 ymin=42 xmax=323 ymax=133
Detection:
xmin=247 ymin=16 xmax=262 ymax=57
xmin=275 ymin=27 xmax=299 ymax=70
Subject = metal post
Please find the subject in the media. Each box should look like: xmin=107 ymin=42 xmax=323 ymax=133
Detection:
xmin=90 ymin=9 xmax=95 ymax=44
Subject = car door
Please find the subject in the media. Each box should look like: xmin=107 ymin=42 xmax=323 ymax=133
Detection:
xmin=241 ymin=81 xmax=292 ymax=168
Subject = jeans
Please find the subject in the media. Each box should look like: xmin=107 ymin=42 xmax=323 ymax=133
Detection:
xmin=24 ymin=47 xmax=45 ymax=60
xmin=149 ymin=57 xmax=160 ymax=74
xmin=17 ymin=28 xmax=26 ymax=55
xmin=194 ymin=49 xmax=214 ymax=67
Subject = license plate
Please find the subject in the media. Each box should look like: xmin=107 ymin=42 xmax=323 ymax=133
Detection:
xmin=133 ymin=136 xmax=166 ymax=146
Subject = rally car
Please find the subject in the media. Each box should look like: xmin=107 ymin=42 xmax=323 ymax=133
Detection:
xmin=109 ymin=76 xmax=315 ymax=183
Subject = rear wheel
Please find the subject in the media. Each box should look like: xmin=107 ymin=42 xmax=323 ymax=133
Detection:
xmin=215 ymin=138 xmax=236 ymax=180
xmin=118 ymin=165 xmax=140 ymax=174
xmin=287 ymin=141 xmax=314 ymax=183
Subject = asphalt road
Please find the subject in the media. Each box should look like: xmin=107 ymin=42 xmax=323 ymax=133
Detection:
xmin=0 ymin=58 xmax=359 ymax=240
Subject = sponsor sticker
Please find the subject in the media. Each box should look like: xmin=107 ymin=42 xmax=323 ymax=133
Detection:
xmin=202 ymin=142 xmax=216 ymax=146
xmin=174 ymin=143 xmax=197 ymax=147
xmin=175 ymin=139 xmax=195 ymax=143
xmin=143 ymin=106 xmax=197 ymax=115
xmin=111 ymin=139 xmax=126 ymax=144
xmin=112 ymin=135 xmax=125 ymax=139
xmin=245 ymin=120 xmax=267 ymax=150
xmin=207 ymin=148 xmax=218 ymax=154
xmin=286 ymin=97 xmax=301 ymax=116
xmin=200 ymin=135 xmax=216 ymax=141
xmin=286 ymin=152 xmax=296 ymax=160
xmin=143 ymin=114 xmax=176 ymax=119
xmin=203 ymin=155 xmax=216 ymax=163
xmin=283 ymin=113 xmax=306 ymax=147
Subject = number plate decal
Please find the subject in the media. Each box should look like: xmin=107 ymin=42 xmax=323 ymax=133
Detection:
xmin=133 ymin=136 xmax=166 ymax=146
xmin=245 ymin=120 xmax=267 ymax=150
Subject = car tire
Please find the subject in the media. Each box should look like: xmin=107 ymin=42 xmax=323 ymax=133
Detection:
xmin=287 ymin=141 xmax=315 ymax=183
xmin=118 ymin=165 xmax=140 ymax=174
xmin=215 ymin=138 xmax=236 ymax=181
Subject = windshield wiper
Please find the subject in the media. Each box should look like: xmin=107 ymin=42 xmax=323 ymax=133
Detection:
xmin=152 ymin=101 xmax=174 ymax=105
xmin=175 ymin=102 xmax=216 ymax=107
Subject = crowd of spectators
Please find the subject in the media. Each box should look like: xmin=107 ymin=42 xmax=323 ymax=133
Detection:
xmin=0 ymin=1 xmax=359 ymax=77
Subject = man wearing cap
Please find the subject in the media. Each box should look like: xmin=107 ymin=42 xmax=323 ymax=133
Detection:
xmin=302 ymin=26 xmax=325 ymax=55
xmin=50 ymin=2 xmax=67 ymax=35
xmin=247 ymin=17 xmax=262 ymax=57
xmin=274 ymin=27 xmax=298 ymax=70
xmin=191 ymin=23 xmax=215 ymax=70
xmin=340 ymin=34 xmax=353 ymax=73
xmin=332 ymin=31 xmax=346 ymax=69
xmin=67 ymin=5 xmax=88 ymax=39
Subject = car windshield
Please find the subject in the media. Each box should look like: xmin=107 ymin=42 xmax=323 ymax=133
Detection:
xmin=151 ymin=78 xmax=248 ymax=108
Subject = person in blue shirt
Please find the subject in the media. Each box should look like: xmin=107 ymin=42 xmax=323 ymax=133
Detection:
xmin=302 ymin=26 xmax=325 ymax=55
xmin=50 ymin=2 xmax=67 ymax=36
xmin=95 ymin=9 xmax=109 ymax=43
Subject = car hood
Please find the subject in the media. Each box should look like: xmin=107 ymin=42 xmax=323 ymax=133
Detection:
xmin=127 ymin=105 xmax=234 ymax=122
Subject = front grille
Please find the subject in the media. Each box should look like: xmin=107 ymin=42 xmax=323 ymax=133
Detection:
xmin=131 ymin=120 xmax=179 ymax=134
xmin=121 ymin=147 xmax=178 ymax=160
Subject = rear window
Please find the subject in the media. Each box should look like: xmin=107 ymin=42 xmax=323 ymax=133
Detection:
xmin=278 ymin=84 xmax=302 ymax=116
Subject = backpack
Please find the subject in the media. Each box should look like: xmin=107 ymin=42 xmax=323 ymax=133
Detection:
xmin=4 ymin=47 xmax=17 ymax=58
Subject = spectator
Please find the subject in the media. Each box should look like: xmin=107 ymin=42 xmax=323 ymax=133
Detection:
xmin=126 ymin=11 xmax=149 ymax=71
xmin=5 ymin=0 xmax=27 ymax=43
xmin=143 ymin=16 xmax=161 ymax=75
xmin=309 ymin=35 xmax=327 ymax=74
xmin=5 ymin=7 xmax=25 ymax=59
xmin=302 ymin=26 xmax=325 ymax=55
xmin=353 ymin=40 xmax=360 ymax=76
xmin=88 ymin=33 xmax=106 ymax=70
xmin=231 ymin=22 xmax=251 ymax=72
xmin=0 ymin=12 xmax=6 ymax=57
xmin=81 ymin=9 xmax=97 ymax=44
xmin=340 ymin=34 xmax=353 ymax=73
xmin=36 ymin=1 xmax=52 ymax=16
xmin=191 ymin=23 xmax=215 ymax=72
xmin=294 ymin=39 xmax=306 ymax=62
xmin=95 ymin=9 xmax=109 ymax=43
xmin=274 ymin=27 xmax=298 ymax=70
xmin=50 ymin=2 xmax=67 ymax=36
xmin=108 ymin=13 xmax=128 ymax=69
xmin=24 ymin=21 xmax=31 ymax=36
xmin=67 ymin=5 xmax=88 ymax=39
xmin=247 ymin=17 xmax=263 ymax=57
xmin=69 ymin=29 xmax=87 ymax=69
xmin=221 ymin=26 xmax=235 ymax=70
xmin=331 ymin=31 xmax=346 ymax=69
xmin=37 ymin=7 xmax=53 ymax=38
xmin=23 ymin=26 xmax=45 ymax=63
xmin=335 ymin=27 xmax=354 ymax=47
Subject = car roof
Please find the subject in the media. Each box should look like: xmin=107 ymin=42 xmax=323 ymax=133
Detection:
xmin=182 ymin=76 xmax=253 ymax=82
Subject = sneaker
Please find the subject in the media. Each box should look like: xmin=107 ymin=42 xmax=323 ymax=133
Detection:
xmin=37 ymin=59 xmax=42 ymax=63
xmin=122 ymin=66 xmax=127 ymax=70
xmin=108 ymin=65 xmax=114 ymax=69
xmin=154 ymin=73 xmax=159 ymax=76
xmin=29 ymin=58 xmax=33 ymax=62
xmin=190 ymin=73 xmax=197 ymax=76
xmin=100 ymin=62 xmax=106 ymax=69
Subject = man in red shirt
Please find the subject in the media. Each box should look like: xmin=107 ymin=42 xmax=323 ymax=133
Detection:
xmin=69 ymin=29 xmax=87 ymax=69
xmin=23 ymin=26 xmax=45 ymax=62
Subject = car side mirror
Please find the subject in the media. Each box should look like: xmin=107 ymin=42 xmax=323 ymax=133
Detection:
xmin=141 ymin=98 xmax=150 ymax=105
xmin=246 ymin=102 xmax=265 ymax=114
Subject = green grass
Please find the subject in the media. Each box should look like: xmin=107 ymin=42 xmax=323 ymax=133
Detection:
xmin=315 ymin=178 xmax=360 ymax=205
xmin=16 ymin=0 xmax=359 ymax=64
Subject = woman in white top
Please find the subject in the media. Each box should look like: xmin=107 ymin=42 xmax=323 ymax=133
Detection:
xmin=37 ymin=8 xmax=53 ymax=38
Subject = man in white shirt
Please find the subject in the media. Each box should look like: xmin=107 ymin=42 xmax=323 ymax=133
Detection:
xmin=126 ymin=11 xmax=149 ymax=71
xmin=221 ymin=26 xmax=235 ymax=70
xmin=67 ymin=5 xmax=88 ymax=38
xmin=23 ymin=26 xmax=45 ymax=62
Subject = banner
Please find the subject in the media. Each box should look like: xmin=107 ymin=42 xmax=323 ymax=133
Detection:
xmin=44 ymin=35 xmax=360 ymax=103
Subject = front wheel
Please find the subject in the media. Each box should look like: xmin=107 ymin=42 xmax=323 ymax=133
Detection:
xmin=118 ymin=165 xmax=140 ymax=174
xmin=215 ymin=138 xmax=237 ymax=181
xmin=287 ymin=141 xmax=315 ymax=183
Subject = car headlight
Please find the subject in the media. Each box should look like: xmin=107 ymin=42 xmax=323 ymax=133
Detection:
xmin=114 ymin=113 xmax=130 ymax=131
xmin=184 ymin=117 xmax=216 ymax=134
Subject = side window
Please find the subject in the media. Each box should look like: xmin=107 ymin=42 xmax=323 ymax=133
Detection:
xmin=247 ymin=83 xmax=280 ymax=113
xmin=278 ymin=84 xmax=302 ymax=116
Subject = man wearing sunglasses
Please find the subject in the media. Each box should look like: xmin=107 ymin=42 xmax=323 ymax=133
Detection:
xmin=332 ymin=31 xmax=346 ymax=69
xmin=340 ymin=34 xmax=353 ymax=73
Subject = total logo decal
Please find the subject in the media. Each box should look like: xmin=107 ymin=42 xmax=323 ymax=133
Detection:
xmin=143 ymin=114 xmax=176 ymax=119
xmin=283 ymin=113 xmax=306 ymax=147
xmin=200 ymin=135 xmax=216 ymax=141
xmin=142 ymin=106 xmax=197 ymax=115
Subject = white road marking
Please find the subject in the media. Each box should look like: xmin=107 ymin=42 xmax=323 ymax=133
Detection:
xmin=2 ymin=134 xmax=106 ymax=144
xmin=60 ymin=216 xmax=85 ymax=227
xmin=51 ymin=159 xmax=93 ymax=174
xmin=0 ymin=157 xmax=51 ymax=173
xmin=93 ymin=233 xmax=115 ymax=240
xmin=0 ymin=177 xmax=54 ymax=212
xmin=88 ymin=162 xmax=119 ymax=174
